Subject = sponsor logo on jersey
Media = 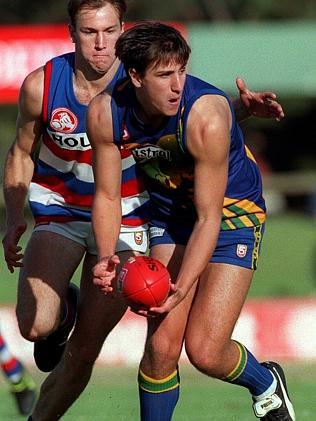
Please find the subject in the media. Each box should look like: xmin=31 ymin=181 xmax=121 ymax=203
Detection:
xmin=50 ymin=108 xmax=78 ymax=133
xmin=134 ymin=231 xmax=143 ymax=246
xmin=132 ymin=145 xmax=171 ymax=162
xmin=236 ymin=244 xmax=247 ymax=258
xmin=149 ymin=226 xmax=165 ymax=238
xmin=47 ymin=129 xmax=91 ymax=151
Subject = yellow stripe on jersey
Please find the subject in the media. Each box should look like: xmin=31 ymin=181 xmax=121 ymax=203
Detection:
xmin=222 ymin=207 xmax=236 ymax=218
xmin=222 ymin=197 xmax=266 ymax=230
xmin=245 ymin=145 xmax=257 ymax=163
xmin=222 ymin=218 xmax=236 ymax=230
xmin=235 ymin=199 xmax=265 ymax=215
xmin=223 ymin=198 xmax=265 ymax=216
xmin=238 ymin=214 xmax=260 ymax=227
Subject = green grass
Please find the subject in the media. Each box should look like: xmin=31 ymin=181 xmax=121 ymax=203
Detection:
xmin=1 ymin=213 xmax=315 ymax=420
xmin=1 ymin=364 xmax=315 ymax=420
xmin=250 ymin=213 xmax=316 ymax=297
xmin=1 ymin=212 xmax=316 ymax=304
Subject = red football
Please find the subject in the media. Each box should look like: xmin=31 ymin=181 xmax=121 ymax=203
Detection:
xmin=118 ymin=256 xmax=171 ymax=308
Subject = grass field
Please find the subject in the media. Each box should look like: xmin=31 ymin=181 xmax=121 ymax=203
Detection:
xmin=1 ymin=364 xmax=315 ymax=420
xmin=0 ymin=212 xmax=315 ymax=419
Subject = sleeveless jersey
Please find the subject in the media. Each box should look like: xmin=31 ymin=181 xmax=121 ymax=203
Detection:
xmin=111 ymin=75 xmax=266 ymax=231
xmin=28 ymin=53 xmax=149 ymax=229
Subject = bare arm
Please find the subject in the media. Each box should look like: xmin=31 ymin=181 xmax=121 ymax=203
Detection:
xmin=2 ymin=68 xmax=44 ymax=272
xmin=153 ymin=94 xmax=231 ymax=312
xmin=87 ymin=93 xmax=122 ymax=293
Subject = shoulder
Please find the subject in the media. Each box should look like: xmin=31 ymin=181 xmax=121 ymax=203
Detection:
xmin=186 ymin=94 xmax=232 ymax=159
xmin=87 ymin=92 xmax=113 ymax=142
xmin=88 ymin=91 xmax=112 ymax=119
xmin=188 ymin=94 xmax=232 ymax=130
xmin=19 ymin=66 xmax=45 ymax=117
xmin=21 ymin=66 xmax=44 ymax=99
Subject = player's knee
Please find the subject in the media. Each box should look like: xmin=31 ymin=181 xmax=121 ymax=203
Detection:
xmin=185 ymin=338 xmax=224 ymax=377
xmin=144 ymin=335 xmax=180 ymax=369
xmin=17 ymin=309 xmax=58 ymax=342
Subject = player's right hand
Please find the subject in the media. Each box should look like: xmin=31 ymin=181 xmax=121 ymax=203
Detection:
xmin=236 ymin=77 xmax=285 ymax=121
xmin=92 ymin=255 xmax=120 ymax=294
xmin=2 ymin=220 xmax=27 ymax=273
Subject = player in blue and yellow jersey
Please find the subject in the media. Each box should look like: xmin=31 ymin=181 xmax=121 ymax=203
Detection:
xmin=89 ymin=22 xmax=295 ymax=420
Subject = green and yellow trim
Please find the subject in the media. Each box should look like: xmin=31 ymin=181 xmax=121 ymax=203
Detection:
xmin=222 ymin=341 xmax=247 ymax=382
xmin=221 ymin=197 xmax=266 ymax=230
xmin=138 ymin=368 xmax=180 ymax=393
xmin=251 ymin=225 xmax=263 ymax=270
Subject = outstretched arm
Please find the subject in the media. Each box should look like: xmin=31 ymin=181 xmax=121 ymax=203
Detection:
xmin=2 ymin=68 xmax=44 ymax=273
xmin=232 ymin=77 xmax=285 ymax=122
xmin=87 ymin=93 xmax=122 ymax=293
xmin=151 ymin=94 xmax=231 ymax=313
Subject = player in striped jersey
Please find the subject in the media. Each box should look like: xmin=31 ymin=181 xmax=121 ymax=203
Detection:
xmin=2 ymin=1 xmax=147 ymax=420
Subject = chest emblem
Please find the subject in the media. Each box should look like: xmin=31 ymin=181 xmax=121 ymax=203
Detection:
xmin=50 ymin=108 xmax=78 ymax=133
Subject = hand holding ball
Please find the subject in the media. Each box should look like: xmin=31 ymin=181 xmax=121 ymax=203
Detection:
xmin=118 ymin=256 xmax=171 ymax=308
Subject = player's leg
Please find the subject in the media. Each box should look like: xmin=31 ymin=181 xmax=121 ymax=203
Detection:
xmin=139 ymin=243 xmax=196 ymax=421
xmin=185 ymin=231 xmax=295 ymax=420
xmin=31 ymin=252 xmax=128 ymax=419
xmin=16 ymin=230 xmax=84 ymax=371
xmin=31 ymin=229 xmax=148 ymax=419
xmin=0 ymin=330 xmax=36 ymax=415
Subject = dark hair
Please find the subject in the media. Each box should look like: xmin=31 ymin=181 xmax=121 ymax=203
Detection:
xmin=67 ymin=0 xmax=127 ymax=28
xmin=115 ymin=21 xmax=191 ymax=76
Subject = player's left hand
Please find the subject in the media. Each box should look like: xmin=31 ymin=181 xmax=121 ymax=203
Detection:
xmin=142 ymin=283 xmax=185 ymax=315
xmin=237 ymin=77 xmax=285 ymax=121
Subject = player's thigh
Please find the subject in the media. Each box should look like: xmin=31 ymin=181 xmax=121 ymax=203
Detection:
xmin=17 ymin=231 xmax=85 ymax=333
xmin=185 ymin=262 xmax=253 ymax=353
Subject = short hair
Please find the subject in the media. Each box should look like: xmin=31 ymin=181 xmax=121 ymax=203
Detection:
xmin=115 ymin=21 xmax=191 ymax=76
xmin=67 ymin=0 xmax=127 ymax=28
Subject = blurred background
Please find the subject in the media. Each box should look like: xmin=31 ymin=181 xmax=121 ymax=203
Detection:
xmin=1 ymin=0 xmax=315 ymax=294
xmin=0 ymin=1 xmax=315 ymax=419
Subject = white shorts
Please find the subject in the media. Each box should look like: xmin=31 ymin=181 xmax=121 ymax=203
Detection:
xmin=33 ymin=221 xmax=148 ymax=255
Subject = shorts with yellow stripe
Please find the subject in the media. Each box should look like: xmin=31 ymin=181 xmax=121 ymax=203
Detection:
xmin=149 ymin=224 xmax=264 ymax=270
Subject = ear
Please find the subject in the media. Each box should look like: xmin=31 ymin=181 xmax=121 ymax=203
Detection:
xmin=121 ymin=21 xmax=125 ymax=35
xmin=68 ymin=24 xmax=76 ymax=43
xmin=129 ymin=68 xmax=143 ymax=88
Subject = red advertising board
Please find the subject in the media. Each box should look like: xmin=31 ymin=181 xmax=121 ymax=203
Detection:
xmin=0 ymin=24 xmax=73 ymax=103
xmin=2 ymin=298 xmax=316 ymax=365
xmin=0 ymin=22 xmax=187 ymax=104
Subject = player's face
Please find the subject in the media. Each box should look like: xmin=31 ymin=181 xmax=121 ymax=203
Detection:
xmin=71 ymin=4 xmax=123 ymax=75
xmin=135 ymin=62 xmax=187 ymax=119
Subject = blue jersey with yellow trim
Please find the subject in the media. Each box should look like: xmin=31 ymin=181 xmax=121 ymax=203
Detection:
xmin=111 ymin=74 xmax=266 ymax=230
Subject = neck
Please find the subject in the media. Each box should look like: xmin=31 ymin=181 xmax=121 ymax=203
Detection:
xmin=73 ymin=58 xmax=121 ymax=105
xmin=135 ymin=93 xmax=166 ymax=131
